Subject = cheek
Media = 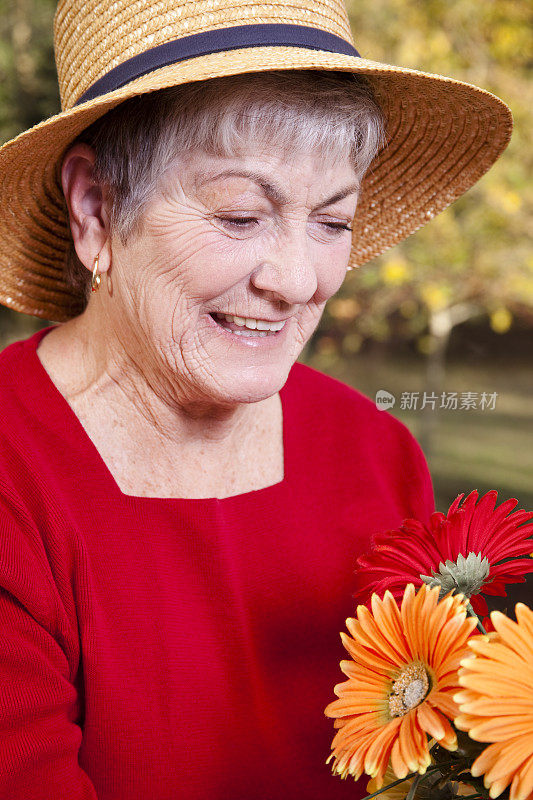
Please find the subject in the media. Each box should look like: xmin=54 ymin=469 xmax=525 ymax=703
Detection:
xmin=314 ymin=239 xmax=353 ymax=302
xmin=142 ymin=217 xmax=252 ymax=302
xmin=178 ymin=237 xmax=257 ymax=304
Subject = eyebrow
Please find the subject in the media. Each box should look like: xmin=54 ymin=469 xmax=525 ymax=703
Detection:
xmin=195 ymin=169 xmax=359 ymax=209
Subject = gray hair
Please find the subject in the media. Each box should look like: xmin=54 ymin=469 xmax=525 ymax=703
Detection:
xmin=63 ymin=69 xmax=387 ymax=305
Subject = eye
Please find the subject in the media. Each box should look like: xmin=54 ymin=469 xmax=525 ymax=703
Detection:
xmin=215 ymin=216 xmax=259 ymax=228
xmin=321 ymin=222 xmax=353 ymax=233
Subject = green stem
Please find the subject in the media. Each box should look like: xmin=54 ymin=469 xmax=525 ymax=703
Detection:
xmin=467 ymin=602 xmax=488 ymax=635
xmin=359 ymin=766 xmax=446 ymax=800
xmin=405 ymin=774 xmax=422 ymax=800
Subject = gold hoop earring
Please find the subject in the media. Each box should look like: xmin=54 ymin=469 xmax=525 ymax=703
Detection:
xmin=91 ymin=255 xmax=101 ymax=292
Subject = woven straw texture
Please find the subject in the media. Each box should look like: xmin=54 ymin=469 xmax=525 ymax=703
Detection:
xmin=0 ymin=0 xmax=513 ymax=321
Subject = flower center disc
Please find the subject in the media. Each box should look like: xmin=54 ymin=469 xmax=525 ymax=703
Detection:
xmin=388 ymin=662 xmax=430 ymax=717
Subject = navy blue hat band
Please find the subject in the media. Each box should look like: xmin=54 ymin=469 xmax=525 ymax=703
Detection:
xmin=74 ymin=23 xmax=361 ymax=106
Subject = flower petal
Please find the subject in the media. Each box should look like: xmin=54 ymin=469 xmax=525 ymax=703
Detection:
xmin=511 ymin=754 xmax=533 ymax=800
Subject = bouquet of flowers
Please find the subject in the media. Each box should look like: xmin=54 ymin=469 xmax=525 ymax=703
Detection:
xmin=324 ymin=490 xmax=533 ymax=800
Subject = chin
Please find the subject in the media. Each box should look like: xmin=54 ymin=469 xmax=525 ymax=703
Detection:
xmin=212 ymin=364 xmax=290 ymax=405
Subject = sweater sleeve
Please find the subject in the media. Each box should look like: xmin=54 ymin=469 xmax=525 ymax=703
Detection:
xmin=0 ymin=491 xmax=98 ymax=799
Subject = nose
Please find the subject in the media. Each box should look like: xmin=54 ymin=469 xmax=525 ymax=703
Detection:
xmin=250 ymin=226 xmax=318 ymax=306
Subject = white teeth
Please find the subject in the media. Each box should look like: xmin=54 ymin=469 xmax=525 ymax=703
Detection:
xmin=216 ymin=312 xmax=285 ymax=332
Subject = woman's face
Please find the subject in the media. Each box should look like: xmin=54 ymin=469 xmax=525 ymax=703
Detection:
xmin=104 ymin=145 xmax=359 ymax=407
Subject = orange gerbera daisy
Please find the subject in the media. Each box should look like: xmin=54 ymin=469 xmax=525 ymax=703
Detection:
xmin=324 ymin=584 xmax=478 ymax=789
xmin=455 ymin=603 xmax=533 ymax=800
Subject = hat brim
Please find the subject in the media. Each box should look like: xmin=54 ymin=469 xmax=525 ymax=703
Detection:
xmin=0 ymin=45 xmax=513 ymax=321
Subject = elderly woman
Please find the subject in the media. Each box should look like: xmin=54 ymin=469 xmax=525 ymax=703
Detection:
xmin=0 ymin=1 xmax=512 ymax=799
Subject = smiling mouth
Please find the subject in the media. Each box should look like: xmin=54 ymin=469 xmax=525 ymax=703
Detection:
xmin=208 ymin=312 xmax=284 ymax=337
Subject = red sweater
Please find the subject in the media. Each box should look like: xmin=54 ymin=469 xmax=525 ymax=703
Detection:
xmin=0 ymin=326 xmax=435 ymax=800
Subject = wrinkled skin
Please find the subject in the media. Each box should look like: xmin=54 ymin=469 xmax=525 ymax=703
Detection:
xmin=39 ymin=140 xmax=359 ymax=495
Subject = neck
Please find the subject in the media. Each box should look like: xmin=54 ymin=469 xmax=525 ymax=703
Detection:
xmin=40 ymin=305 xmax=272 ymax=454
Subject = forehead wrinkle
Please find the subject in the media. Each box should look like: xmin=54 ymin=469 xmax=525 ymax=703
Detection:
xmin=195 ymin=169 xmax=358 ymax=210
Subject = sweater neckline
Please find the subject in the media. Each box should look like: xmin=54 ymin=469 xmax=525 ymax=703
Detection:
xmin=26 ymin=325 xmax=295 ymax=508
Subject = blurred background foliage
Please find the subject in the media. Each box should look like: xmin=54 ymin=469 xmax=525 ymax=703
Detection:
xmin=0 ymin=0 xmax=532 ymax=550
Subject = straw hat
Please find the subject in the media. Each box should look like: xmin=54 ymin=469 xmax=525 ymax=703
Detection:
xmin=0 ymin=0 xmax=513 ymax=322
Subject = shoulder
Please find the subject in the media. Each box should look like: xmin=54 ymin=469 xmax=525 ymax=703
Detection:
xmin=287 ymin=360 xmax=418 ymax=446
xmin=0 ymin=326 xmax=50 ymax=392
xmin=0 ymin=329 xmax=45 ymax=429
xmin=287 ymin=362 xmax=435 ymax=524
xmin=0 ymin=334 xmax=34 ymax=435
xmin=288 ymin=360 xmax=376 ymax=411
xmin=0 ymin=334 xmax=29 ymax=385
xmin=0 ymin=328 xmax=56 ymax=495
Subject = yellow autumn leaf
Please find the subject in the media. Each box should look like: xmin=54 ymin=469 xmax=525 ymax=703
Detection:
xmin=419 ymin=285 xmax=450 ymax=310
xmin=381 ymin=257 xmax=411 ymax=285
xmin=499 ymin=190 xmax=522 ymax=214
xmin=490 ymin=307 xmax=512 ymax=333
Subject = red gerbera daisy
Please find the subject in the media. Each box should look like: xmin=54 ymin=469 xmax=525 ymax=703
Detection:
xmin=353 ymin=490 xmax=533 ymax=616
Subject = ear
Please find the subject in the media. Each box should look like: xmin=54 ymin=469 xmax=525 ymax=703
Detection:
xmin=61 ymin=142 xmax=112 ymax=274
